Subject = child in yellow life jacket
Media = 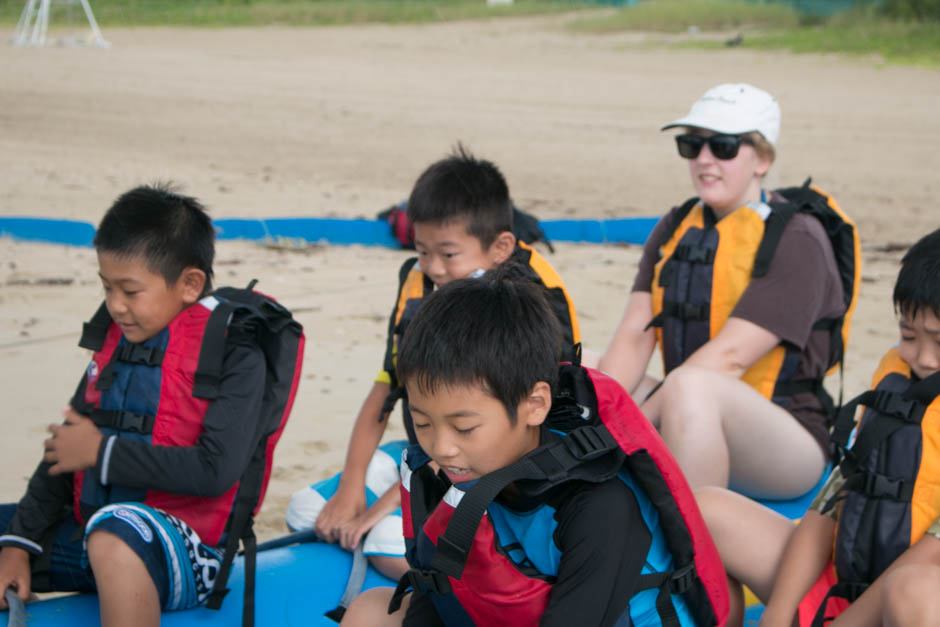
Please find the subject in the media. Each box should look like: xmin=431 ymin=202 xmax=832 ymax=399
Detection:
xmin=696 ymin=228 xmax=940 ymax=627
xmin=286 ymin=144 xmax=580 ymax=583
xmin=599 ymin=83 xmax=859 ymax=499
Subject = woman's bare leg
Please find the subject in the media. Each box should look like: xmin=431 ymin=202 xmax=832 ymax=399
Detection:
xmin=656 ymin=366 xmax=826 ymax=497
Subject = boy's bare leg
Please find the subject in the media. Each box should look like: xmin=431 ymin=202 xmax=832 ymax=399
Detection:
xmin=696 ymin=487 xmax=796 ymax=626
xmin=86 ymin=530 xmax=159 ymax=627
xmin=882 ymin=563 xmax=940 ymax=627
xmin=369 ymin=556 xmax=409 ymax=581
xmin=653 ymin=365 xmax=826 ymax=497
xmin=340 ymin=587 xmax=406 ymax=627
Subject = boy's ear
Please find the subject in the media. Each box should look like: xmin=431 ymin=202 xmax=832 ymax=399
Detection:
xmin=520 ymin=381 xmax=552 ymax=427
xmin=178 ymin=267 xmax=207 ymax=305
xmin=489 ymin=231 xmax=517 ymax=265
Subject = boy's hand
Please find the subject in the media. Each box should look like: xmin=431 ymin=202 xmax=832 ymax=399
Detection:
xmin=0 ymin=547 xmax=31 ymax=610
xmin=314 ymin=487 xmax=366 ymax=544
xmin=44 ymin=407 xmax=103 ymax=475
xmin=338 ymin=513 xmax=373 ymax=551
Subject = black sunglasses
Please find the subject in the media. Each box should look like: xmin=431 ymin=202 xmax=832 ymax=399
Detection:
xmin=675 ymin=134 xmax=754 ymax=160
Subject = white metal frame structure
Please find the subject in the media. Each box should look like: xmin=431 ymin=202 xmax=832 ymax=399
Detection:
xmin=12 ymin=0 xmax=110 ymax=48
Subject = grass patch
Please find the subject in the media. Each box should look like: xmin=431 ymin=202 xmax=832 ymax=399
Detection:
xmin=569 ymin=0 xmax=940 ymax=67
xmin=745 ymin=15 xmax=940 ymax=66
xmin=0 ymin=0 xmax=592 ymax=27
xmin=568 ymin=0 xmax=800 ymax=33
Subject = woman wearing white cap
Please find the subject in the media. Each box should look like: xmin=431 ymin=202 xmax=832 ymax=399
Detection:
xmin=599 ymin=83 xmax=857 ymax=499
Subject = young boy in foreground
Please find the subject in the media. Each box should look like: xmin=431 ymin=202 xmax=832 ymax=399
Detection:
xmin=0 ymin=186 xmax=271 ymax=626
xmin=697 ymin=227 xmax=940 ymax=627
xmin=287 ymin=145 xmax=580 ymax=579
xmin=341 ymin=271 xmax=708 ymax=627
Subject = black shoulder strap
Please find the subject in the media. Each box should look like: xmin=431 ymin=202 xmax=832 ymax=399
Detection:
xmin=429 ymin=425 xmax=620 ymax=579
xmin=834 ymin=371 xmax=940 ymax=474
xmin=79 ymin=302 xmax=112 ymax=351
xmin=655 ymin=197 xmax=699 ymax=252
xmin=192 ymin=300 xmax=240 ymax=400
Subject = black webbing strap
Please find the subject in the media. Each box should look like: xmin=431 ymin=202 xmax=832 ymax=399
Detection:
xmin=241 ymin=527 xmax=257 ymax=627
xmin=79 ymin=302 xmax=112 ymax=351
xmin=388 ymin=568 xmax=453 ymax=613
xmin=810 ymin=581 xmax=868 ymax=627
xmin=845 ymin=470 xmax=915 ymax=502
xmin=659 ymin=301 xmax=708 ymax=322
xmin=206 ymin=447 xmax=267 ymax=627
xmin=670 ymin=244 xmax=715 ymax=264
xmin=839 ymin=390 xmax=929 ymax=476
xmin=111 ymin=343 xmax=164 ymax=366
xmin=429 ymin=425 xmax=619 ymax=579
xmin=193 ymin=301 xmax=239 ymax=400
xmin=634 ymin=562 xmax=697 ymax=627
xmin=830 ymin=393 xmax=866 ymax=459
xmin=89 ymin=409 xmax=155 ymax=434
xmin=752 ymin=204 xmax=795 ymax=278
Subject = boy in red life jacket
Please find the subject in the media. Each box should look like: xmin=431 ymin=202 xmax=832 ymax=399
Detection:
xmin=0 ymin=185 xmax=270 ymax=626
xmin=291 ymin=144 xmax=579 ymax=581
xmin=340 ymin=271 xmax=702 ymax=627
xmin=696 ymin=228 xmax=940 ymax=627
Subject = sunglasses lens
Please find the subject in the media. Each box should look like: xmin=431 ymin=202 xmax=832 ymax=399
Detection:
xmin=708 ymin=136 xmax=741 ymax=160
xmin=676 ymin=135 xmax=704 ymax=159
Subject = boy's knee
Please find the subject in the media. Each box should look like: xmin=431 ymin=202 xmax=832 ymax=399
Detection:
xmin=86 ymin=529 xmax=149 ymax=581
xmin=883 ymin=564 xmax=940 ymax=624
xmin=286 ymin=484 xmax=327 ymax=531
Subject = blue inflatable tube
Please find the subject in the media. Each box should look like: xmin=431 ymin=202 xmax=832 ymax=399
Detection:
xmin=2 ymin=542 xmax=395 ymax=626
xmin=0 ymin=216 xmax=659 ymax=248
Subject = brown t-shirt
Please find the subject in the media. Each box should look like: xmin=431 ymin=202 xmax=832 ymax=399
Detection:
xmin=634 ymin=199 xmax=845 ymax=453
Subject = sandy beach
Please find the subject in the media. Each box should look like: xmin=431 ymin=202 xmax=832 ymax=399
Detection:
xmin=1 ymin=14 xmax=938 ymax=539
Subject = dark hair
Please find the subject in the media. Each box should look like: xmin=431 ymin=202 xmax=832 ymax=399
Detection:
xmin=396 ymin=266 xmax=562 ymax=423
xmin=94 ymin=183 xmax=215 ymax=294
xmin=894 ymin=228 xmax=940 ymax=320
xmin=406 ymin=143 xmax=513 ymax=249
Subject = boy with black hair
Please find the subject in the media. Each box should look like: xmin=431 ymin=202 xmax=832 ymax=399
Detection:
xmin=339 ymin=270 xmax=717 ymax=626
xmin=697 ymin=227 xmax=940 ymax=627
xmin=0 ymin=185 xmax=292 ymax=626
xmin=287 ymin=145 xmax=580 ymax=580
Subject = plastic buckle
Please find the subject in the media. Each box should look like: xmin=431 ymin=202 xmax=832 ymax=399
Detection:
xmin=564 ymin=426 xmax=612 ymax=461
xmin=409 ymin=569 xmax=452 ymax=595
xmin=119 ymin=411 xmax=152 ymax=434
xmin=863 ymin=472 xmax=906 ymax=500
xmin=669 ymin=563 xmax=697 ymax=595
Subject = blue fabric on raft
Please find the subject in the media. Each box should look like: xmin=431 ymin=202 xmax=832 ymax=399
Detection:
xmin=0 ymin=216 xmax=660 ymax=247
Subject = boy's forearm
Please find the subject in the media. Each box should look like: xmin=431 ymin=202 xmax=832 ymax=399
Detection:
xmin=338 ymin=381 xmax=392 ymax=490
xmin=763 ymin=511 xmax=835 ymax=624
xmin=362 ymin=483 xmax=402 ymax=525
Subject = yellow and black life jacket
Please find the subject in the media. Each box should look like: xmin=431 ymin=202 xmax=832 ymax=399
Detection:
xmin=649 ymin=179 xmax=860 ymax=413
xmin=380 ymin=242 xmax=581 ymax=439
xmin=808 ymin=349 xmax=940 ymax=624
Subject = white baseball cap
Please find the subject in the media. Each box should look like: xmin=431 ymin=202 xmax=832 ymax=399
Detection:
xmin=661 ymin=83 xmax=781 ymax=146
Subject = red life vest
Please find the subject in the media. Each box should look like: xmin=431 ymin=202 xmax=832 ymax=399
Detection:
xmin=74 ymin=298 xmax=232 ymax=545
xmin=396 ymin=364 xmax=729 ymax=626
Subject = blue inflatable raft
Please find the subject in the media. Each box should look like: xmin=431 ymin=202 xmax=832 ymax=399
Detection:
xmin=2 ymin=541 xmax=395 ymax=626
